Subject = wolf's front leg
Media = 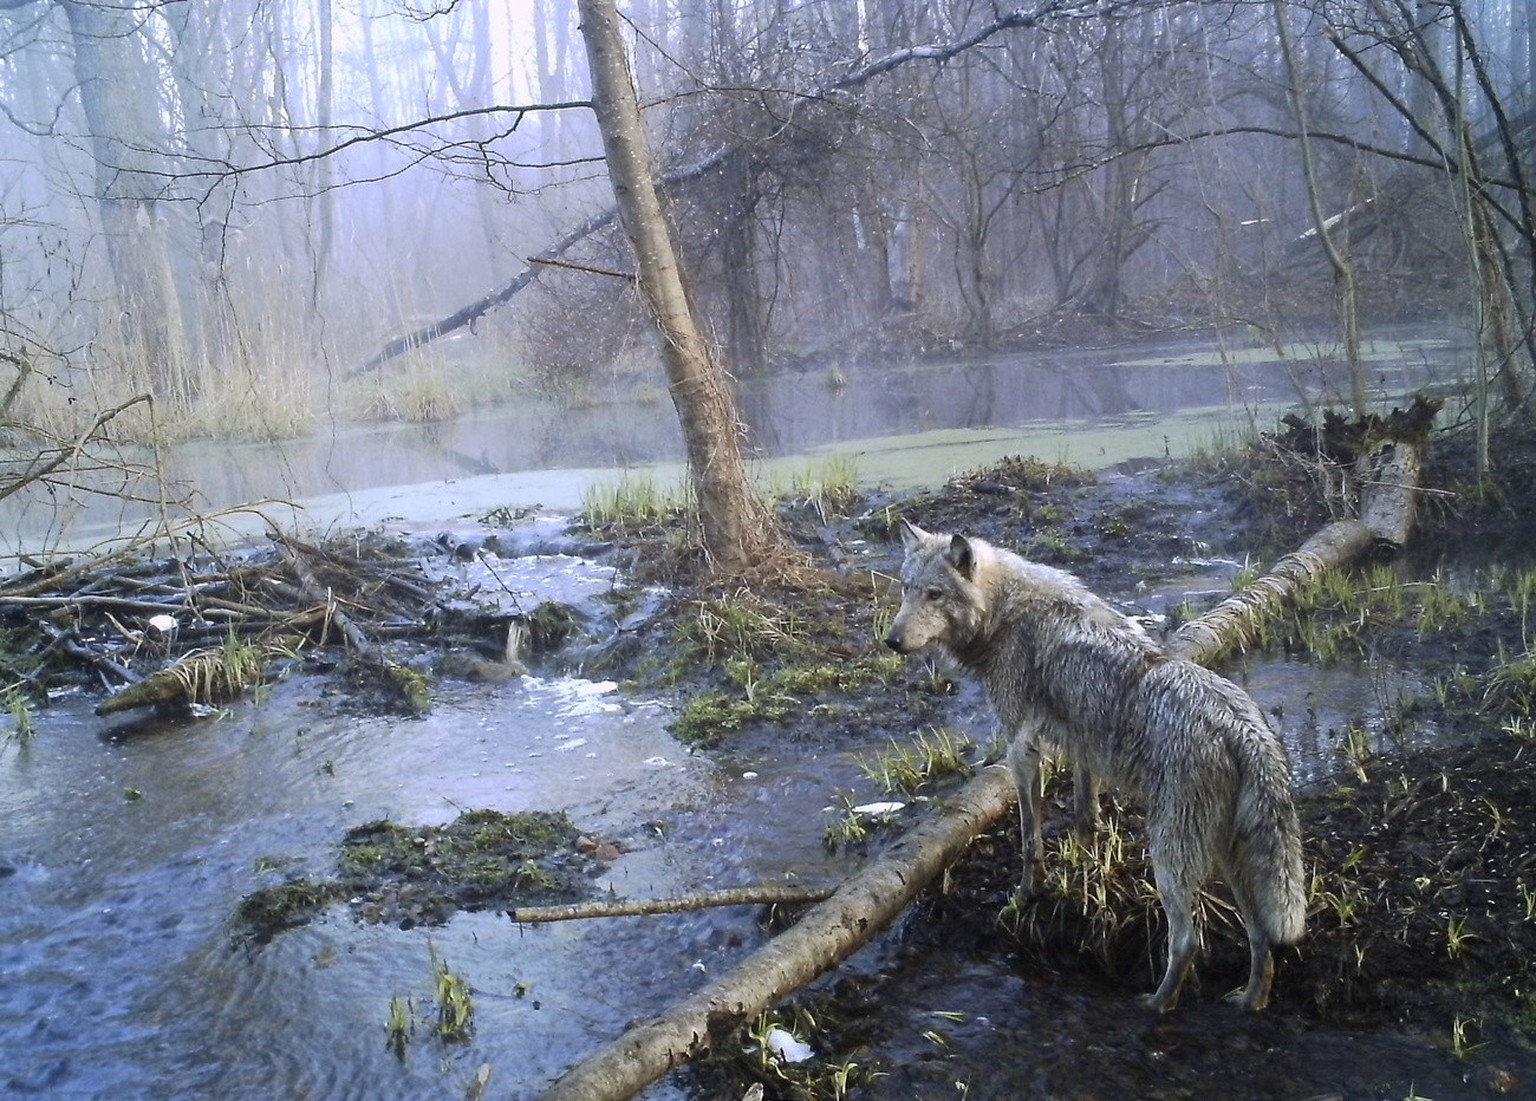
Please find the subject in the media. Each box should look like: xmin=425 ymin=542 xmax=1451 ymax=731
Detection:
xmin=1072 ymin=766 xmax=1103 ymax=837
xmin=1006 ymin=734 xmax=1044 ymax=902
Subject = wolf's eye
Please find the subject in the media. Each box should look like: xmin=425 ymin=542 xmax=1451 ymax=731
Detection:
xmin=924 ymin=587 xmax=943 ymax=602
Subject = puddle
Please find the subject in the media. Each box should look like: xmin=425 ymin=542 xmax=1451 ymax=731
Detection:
xmin=1236 ymin=657 xmax=1435 ymax=787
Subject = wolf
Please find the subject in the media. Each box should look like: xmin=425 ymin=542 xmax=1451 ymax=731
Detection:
xmin=885 ymin=519 xmax=1306 ymax=1012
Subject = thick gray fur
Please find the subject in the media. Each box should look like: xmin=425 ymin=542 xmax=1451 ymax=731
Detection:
xmin=885 ymin=520 xmax=1306 ymax=1011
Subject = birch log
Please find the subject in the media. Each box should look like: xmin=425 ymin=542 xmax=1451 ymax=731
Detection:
xmin=539 ymin=767 xmax=1017 ymax=1101
xmin=1170 ymin=438 xmax=1420 ymax=664
xmin=540 ymin=437 xmax=1426 ymax=1101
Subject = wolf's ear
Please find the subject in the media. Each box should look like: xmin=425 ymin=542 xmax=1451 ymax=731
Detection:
xmin=944 ymin=534 xmax=976 ymax=579
xmin=898 ymin=518 xmax=928 ymax=552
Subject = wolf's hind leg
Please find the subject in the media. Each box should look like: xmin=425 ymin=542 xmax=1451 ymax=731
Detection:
xmin=1072 ymin=766 xmax=1103 ymax=837
xmin=1226 ymin=881 xmax=1276 ymax=1011
xmin=1007 ymin=735 xmax=1044 ymax=902
xmin=1138 ymin=861 xmax=1200 ymax=1013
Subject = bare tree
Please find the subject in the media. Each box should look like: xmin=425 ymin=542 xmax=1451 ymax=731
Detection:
xmin=1317 ymin=0 xmax=1536 ymax=465
xmin=57 ymin=0 xmax=190 ymax=400
xmin=1275 ymin=0 xmax=1367 ymax=412
xmin=575 ymin=0 xmax=792 ymax=574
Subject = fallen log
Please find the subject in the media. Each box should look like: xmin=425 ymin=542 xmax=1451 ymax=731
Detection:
xmin=540 ymin=768 xmax=1018 ymax=1101
xmin=94 ymin=632 xmax=301 ymax=716
xmin=539 ymin=427 xmax=1429 ymax=1101
xmin=94 ymin=668 xmax=192 ymax=715
xmin=1170 ymin=426 xmax=1424 ymax=664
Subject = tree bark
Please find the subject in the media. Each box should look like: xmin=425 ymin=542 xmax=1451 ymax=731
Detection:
xmin=62 ymin=0 xmax=190 ymax=401
xmin=511 ymin=884 xmax=836 ymax=925
xmin=538 ymin=437 xmax=1426 ymax=1101
xmin=575 ymin=0 xmax=789 ymax=575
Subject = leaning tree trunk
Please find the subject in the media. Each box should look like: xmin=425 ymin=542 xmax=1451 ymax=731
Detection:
xmin=576 ymin=0 xmax=789 ymax=575
xmin=538 ymin=435 xmax=1427 ymax=1101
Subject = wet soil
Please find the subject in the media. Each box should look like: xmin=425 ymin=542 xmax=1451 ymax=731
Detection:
xmin=575 ymin=417 xmax=1536 ymax=1098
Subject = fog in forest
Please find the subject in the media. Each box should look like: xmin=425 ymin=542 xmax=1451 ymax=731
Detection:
xmin=2 ymin=0 xmax=1534 ymax=549
xmin=7 ymin=6 xmax=1536 ymax=1099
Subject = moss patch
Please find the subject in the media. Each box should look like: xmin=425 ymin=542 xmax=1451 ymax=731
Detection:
xmin=236 ymin=809 xmax=599 ymax=944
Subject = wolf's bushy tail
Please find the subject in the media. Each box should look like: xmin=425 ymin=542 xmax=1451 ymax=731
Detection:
xmin=1231 ymin=731 xmax=1307 ymax=945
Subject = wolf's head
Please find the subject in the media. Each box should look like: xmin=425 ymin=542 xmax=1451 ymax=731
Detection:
xmin=884 ymin=519 xmax=988 ymax=655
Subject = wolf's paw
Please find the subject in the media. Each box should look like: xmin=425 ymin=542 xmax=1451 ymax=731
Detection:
xmin=1223 ymin=988 xmax=1269 ymax=1012
xmin=1135 ymin=991 xmax=1176 ymax=1014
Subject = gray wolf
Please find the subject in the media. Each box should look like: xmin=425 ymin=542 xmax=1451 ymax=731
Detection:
xmin=884 ymin=519 xmax=1305 ymax=1011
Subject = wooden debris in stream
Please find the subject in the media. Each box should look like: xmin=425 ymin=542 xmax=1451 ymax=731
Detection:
xmin=0 ymin=527 xmax=544 ymax=720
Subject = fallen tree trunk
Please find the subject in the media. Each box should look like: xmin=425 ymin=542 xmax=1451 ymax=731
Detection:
xmin=1170 ymin=434 xmax=1421 ymax=665
xmin=540 ymin=432 xmax=1428 ymax=1101
xmin=540 ymin=767 xmax=1018 ymax=1101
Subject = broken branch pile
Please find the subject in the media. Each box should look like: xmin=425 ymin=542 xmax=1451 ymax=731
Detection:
xmin=0 ymin=529 xmax=475 ymax=718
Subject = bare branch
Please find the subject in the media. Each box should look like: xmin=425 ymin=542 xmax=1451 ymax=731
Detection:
xmin=510 ymin=884 xmax=835 ymax=924
xmin=0 ymin=393 xmax=153 ymax=505
xmin=347 ymin=0 xmax=1179 ymax=376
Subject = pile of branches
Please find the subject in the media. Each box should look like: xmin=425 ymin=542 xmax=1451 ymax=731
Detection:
xmin=0 ymin=530 xmax=460 ymax=719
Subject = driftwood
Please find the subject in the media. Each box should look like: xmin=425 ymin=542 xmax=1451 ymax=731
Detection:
xmin=539 ymin=432 xmax=1428 ymax=1101
xmin=95 ymin=666 xmax=200 ymax=715
xmin=272 ymin=533 xmax=383 ymax=659
xmin=540 ymin=768 xmax=1019 ymax=1101
xmin=1171 ymin=424 xmax=1425 ymax=665
xmin=94 ymin=634 xmax=298 ymax=717
xmin=512 ymin=884 xmax=837 ymax=925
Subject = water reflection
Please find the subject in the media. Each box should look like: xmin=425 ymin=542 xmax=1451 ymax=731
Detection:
xmin=1 ymin=328 xmax=1464 ymax=560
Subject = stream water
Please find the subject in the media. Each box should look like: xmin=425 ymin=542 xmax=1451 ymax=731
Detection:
xmin=4 ymin=327 xmax=1523 ymax=1099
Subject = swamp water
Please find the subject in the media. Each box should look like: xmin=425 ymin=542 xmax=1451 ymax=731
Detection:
xmin=5 ymin=328 xmax=1529 ymax=1098
xmin=2 ymin=326 xmax=1457 ymax=558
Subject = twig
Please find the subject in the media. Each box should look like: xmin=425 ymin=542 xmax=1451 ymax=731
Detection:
xmin=527 ymin=255 xmax=635 ymax=281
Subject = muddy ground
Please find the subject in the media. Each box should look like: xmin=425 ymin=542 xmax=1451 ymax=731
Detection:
xmin=571 ymin=414 xmax=1536 ymax=1099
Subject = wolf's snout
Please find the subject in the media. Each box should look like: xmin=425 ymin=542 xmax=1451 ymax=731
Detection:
xmin=884 ymin=631 xmax=907 ymax=654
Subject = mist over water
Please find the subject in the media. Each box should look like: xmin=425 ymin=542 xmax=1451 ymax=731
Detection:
xmin=0 ymin=327 xmax=1462 ymax=560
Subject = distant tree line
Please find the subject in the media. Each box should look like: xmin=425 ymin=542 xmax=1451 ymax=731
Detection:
xmin=0 ymin=0 xmax=1532 ymax=447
